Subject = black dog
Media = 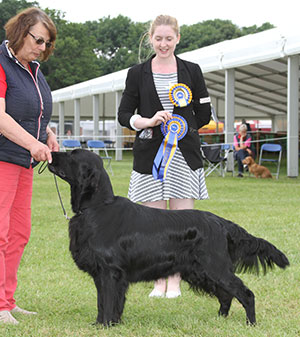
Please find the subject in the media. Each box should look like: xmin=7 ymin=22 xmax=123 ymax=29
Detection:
xmin=48 ymin=149 xmax=289 ymax=327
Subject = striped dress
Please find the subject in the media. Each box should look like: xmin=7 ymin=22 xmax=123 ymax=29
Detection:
xmin=128 ymin=72 xmax=209 ymax=203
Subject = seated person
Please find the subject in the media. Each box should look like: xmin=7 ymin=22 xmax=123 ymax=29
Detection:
xmin=234 ymin=124 xmax=253 ymax=177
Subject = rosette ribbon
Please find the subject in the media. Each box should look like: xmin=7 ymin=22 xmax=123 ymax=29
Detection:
xmin=152 ymin=114 xmax=188 ymax=181
xmin=169 ymin=83 xmax=192 ymax=107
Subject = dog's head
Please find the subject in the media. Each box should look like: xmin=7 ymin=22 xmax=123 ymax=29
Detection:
xmin=48 ymin=149 xmax=114 ymax=213
xmin=242 ymin=156 xmax=254 ymax=166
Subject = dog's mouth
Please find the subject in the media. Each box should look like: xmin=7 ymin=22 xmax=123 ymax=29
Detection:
xmin=48 ymin=164 xmax=66 ymax=178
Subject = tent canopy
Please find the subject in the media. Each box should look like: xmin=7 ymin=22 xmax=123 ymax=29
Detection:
xmin=52 ymin=26 xmax=300 ymax=121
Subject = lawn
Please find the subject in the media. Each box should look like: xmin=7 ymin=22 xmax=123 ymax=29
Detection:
xmin=1 ymin=152 xmax=299 ymax=337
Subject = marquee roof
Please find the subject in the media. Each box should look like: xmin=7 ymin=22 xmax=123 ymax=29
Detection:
xmin=52 ymin=26 xmax=300 ymax=119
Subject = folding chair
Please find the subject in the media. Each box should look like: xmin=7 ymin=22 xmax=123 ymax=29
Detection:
xmin=62 ymin=139 xmax=81 ymax=151
xmin=87 ymin=140 xmax=113 ymax=175
xmin=259 ymin=143 xmax=282 ymax=179
xmin=201 ymin=143 xmax=232 ymax=177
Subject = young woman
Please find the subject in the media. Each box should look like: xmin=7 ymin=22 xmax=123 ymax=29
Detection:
xmin=118 ymin=15 xmax=211 ymax=298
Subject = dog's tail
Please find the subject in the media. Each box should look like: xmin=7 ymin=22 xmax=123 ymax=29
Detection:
xmin=226 ymin=222 xmax=289 ymax=274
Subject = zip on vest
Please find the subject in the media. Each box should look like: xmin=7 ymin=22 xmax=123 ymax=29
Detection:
xmin=14 ymin=59 xmax=44 ymax=140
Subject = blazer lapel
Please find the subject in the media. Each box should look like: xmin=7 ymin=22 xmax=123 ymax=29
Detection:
xmin=144 ymin=56 xmax=164 ymax=111
xmin=176 ymin=56 xmax=192 ymax=88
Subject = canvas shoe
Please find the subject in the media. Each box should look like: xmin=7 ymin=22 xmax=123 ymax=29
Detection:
xmin=0 ymin=310 xmax=19 ymax=324
xmin=11 ymin=306 xmax=37 ymax=315
xmin=149 ymin=289 xmax=165 ymax=298
xmin=166 ymin=290 xmax=181 ymax=298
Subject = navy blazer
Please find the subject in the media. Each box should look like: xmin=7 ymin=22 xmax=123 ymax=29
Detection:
xmin=118 ymin=55 xmax=211 ymax=174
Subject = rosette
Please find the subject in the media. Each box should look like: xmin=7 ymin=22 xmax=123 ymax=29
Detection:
xmin=152 ymin=114 xmax=188 ymax=181
xmin=169 ymin=83 xmax=192 ymax=107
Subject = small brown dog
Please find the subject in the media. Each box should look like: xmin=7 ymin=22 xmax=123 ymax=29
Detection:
xmin=242 ymin=156 xmax=272 ymax=178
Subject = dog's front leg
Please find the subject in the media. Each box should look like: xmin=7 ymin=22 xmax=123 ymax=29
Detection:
xmin=94 ymin=274 xmax=115 ymax=326
xmin=93 ymin=271 xmax=128 ymax=327
xmin=93 ymin=276 xmax=104 ymax=325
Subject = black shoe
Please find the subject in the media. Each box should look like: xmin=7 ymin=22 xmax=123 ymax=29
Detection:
xmin=237 ymin=173 xmax=243 ymax=178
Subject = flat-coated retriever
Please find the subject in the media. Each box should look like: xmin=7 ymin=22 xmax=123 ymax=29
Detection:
xmin=48 ymin=149 xmax=289 ymax=327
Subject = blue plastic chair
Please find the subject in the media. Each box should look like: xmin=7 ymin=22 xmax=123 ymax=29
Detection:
xmin=87 ymin=140 xmax=113 ymax=175
xmin=259 ymin=143 xmax=282 ymax=179
xmin=62 ymin=139 xmax=81 ymax=151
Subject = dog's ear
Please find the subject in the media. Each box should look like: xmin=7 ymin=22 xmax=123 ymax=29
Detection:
xmin=80 ymin=167 xmax=100 ymax=195
xmin=71 ymin=167 xmax=100 ymax=213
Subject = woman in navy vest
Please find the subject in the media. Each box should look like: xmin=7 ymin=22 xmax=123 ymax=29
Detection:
xmin=0 ymin=8 xmax=58 ymax=324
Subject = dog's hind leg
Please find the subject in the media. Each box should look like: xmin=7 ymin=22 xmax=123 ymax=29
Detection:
xmin=219 ymin=274 xmax=256 ymax=325
xmin=215 ymin=286 xmax=233 ymax=318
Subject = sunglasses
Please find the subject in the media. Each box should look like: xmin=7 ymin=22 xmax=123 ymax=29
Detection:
xmin=28 ymin=32 xmax=52 ymax=49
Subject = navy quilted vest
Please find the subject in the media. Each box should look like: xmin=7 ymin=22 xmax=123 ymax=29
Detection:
xmin=0 ymin=41 xmax=52 ymax=168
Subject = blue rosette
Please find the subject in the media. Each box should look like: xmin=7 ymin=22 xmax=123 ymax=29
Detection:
xmin=169 ymin=83 xmax=192 ymax=107
xmin=152 ymin=114 xmax=188 ymax=181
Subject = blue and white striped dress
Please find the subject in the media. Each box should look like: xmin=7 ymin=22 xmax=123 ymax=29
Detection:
xmin=128 ymin=72 xmax=209 ymax=203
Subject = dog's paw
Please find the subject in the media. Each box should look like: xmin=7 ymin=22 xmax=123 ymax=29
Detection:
xmin=218 ymin=309 xmax=229 ymax=318
xmin=93 ymin=318 xmax=121 ymax=328
xmin=246 ymin=318 xmax=256 ymax=326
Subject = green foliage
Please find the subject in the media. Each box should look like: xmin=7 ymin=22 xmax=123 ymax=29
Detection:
xmin=0 ymin=0 xmax=38 ymax=42
xmin=85 ymin=16 xmax=148 ymax=74
xmin=241 ymin=22 xmax=275 ymax=35
xmin=40 ymin=20 xmax=101 ymax=90
xmin=0 ymin=153 xmax=299 ymax=336
xmin=0 ymin=0 xmax=275 ymax=90
xmin=177 ymin=19 xmax=275 ymax=54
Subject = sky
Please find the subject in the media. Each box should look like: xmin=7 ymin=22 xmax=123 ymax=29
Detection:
xmin=37 ymin=0 xmax=297 ymax=31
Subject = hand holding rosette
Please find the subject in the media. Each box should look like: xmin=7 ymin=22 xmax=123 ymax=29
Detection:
xmin=152 ymin=114 xmax=188 ymax=181
xmin=152 ymin=83 xmax=192 ymax=181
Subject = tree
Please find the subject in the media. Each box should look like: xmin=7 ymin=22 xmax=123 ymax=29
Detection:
xmin=0 ymin=2 xmax=275 ymax=90
xmin=85 ymin=16 xmax=148 ymax=74
xmin=177 ymin=19 xmax=275 ymax=54
xmin=241 ymin=22 xmax=275 ymax=35
xmin=40 ymin=19 xmax=101 ymax=90
xmin=0 ymin=0 xmax=38 ymax=42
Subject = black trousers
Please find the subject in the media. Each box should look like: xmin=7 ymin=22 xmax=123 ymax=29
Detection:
xmin=234 ymin=149 xmax=249 ymax=173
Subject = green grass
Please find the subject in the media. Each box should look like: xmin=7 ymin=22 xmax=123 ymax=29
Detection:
xmin=1 ymin=152 xmax=300 ymax=336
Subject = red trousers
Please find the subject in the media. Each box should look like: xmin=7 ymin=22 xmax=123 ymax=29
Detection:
xmin=0 ymin=161 xmax=33 ymax=311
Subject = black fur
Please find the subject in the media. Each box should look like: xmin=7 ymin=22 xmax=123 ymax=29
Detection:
xmin=48 ymin=149 xmax=289 ymax=327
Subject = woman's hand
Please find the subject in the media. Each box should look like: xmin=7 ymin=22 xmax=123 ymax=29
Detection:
xmin=29 ymin=141 xmax=53 ymax=163
xmin=133 ymin=110 xmax=172 ymax=129
xmin=46 ymin=128 xmax=59 ymax=152
xmin=149 ymin=110 xmax=172 ymax=127
xmin=29 ymin=128 xmax=59 ymax=163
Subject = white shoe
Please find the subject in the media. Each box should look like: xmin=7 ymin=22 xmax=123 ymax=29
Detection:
xmin=149 ymin=289 xmax=165 ymax=298
xmin=0 ymin=310 xmax=19 ymax=324
xmin=11 ymin=306 xmax=37 ymax=315
xmin=166 ymin=290 xmax=181 ymax=298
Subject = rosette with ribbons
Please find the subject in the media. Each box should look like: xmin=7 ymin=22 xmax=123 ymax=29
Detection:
xmin=152 ymin=114 xmax=188 ymax=181
xmin=169 ymin=83 xmax=192 ymax=107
